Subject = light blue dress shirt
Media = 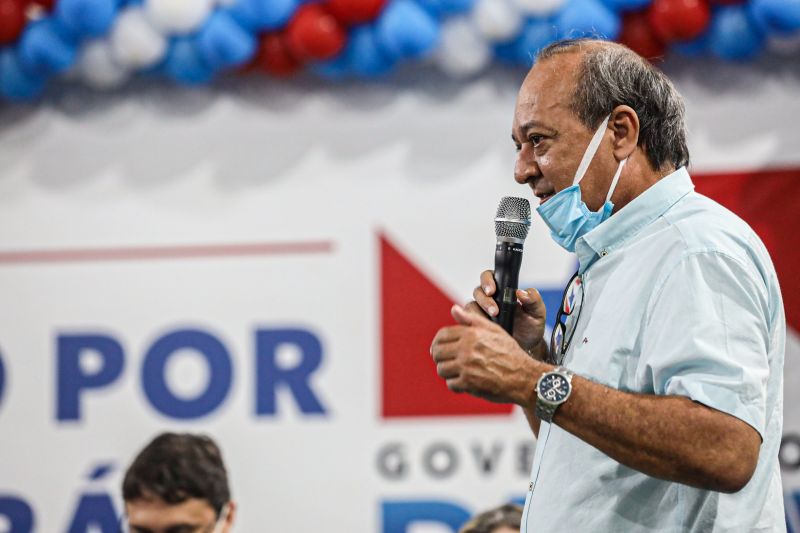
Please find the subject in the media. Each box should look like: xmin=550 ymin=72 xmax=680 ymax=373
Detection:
xmin=522 ymin=168 xmax=786 ymax=532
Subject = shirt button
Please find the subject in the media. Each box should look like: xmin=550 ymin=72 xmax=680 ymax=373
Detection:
xmin=528 ymin=481 xmax=534 ymax=491
xmin=600 ymin=250 xmax=608 ymax=257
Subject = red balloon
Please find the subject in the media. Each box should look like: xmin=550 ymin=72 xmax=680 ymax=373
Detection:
xmin=648 ymin=0 xmax=710 ymax=42
xmin=0 ymin=0 xmax=26 ymax=45
xmin=325 ymin=0 xmax=386 ymax=25
xmin=620 ymin=10 xmax=666 ymax=60
xmin=256 ymin=32 xmax=303 ymax=77
xmin=285 ymin=4 xmax=346 ymax=61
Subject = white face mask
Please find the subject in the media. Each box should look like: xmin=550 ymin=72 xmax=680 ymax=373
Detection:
xmin=536 ymin=114 xmax=628 ymax=252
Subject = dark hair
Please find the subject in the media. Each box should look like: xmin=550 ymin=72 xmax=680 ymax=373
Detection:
xmin=536 ymin=38 xmax=690 ymax=172
xmin=459 ymin=504 xmax=523 ymax=533
xmin=122 ymin=432 xmax=230 ymax=516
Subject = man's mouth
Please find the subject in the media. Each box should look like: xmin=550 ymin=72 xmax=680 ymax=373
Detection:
xmin=534 ymin=189 xmax=556 ymax=205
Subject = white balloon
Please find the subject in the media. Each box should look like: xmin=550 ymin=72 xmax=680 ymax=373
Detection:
xmin=435 ymin=16 xmax=492 ymax=78
xmin=768 ymin=32 xmax=800 ymax=55
xmin=472 ymin=0 xmax=523 ymax=42
xmin=80 ymin=39 xmax=130 ymax=89
xmin=110 ymin=7 xmax=168 ymax=70
xmin=144 ymin=0 xmax=215 ymax=34
xmin=509 ymin=0 xmax=567 ymax=17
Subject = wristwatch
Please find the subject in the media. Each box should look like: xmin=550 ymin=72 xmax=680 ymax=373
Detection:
xmin=535 ymin=367 xmax=575 ymax=423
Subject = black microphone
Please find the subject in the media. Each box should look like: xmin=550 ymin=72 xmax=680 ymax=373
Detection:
xmin=492 ymin=196 xmax=531 ymax=334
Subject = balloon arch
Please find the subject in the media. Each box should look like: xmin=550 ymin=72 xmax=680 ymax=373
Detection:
xmin=0 ymin=0 xmax=798 ymax=101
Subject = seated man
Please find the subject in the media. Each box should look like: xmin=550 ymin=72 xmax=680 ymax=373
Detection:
xmin=459 ymin=504 xmax=523 ymax=533
xmin=121 ymin=432 xmax=236 ymax=533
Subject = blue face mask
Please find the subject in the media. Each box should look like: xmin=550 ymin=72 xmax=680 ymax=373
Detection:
xmin=537 ymin=114 xmax=627 ymax=253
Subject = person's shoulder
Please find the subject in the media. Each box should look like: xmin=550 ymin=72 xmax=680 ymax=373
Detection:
xmin=662 ymin=190 xmax=763 ymax=259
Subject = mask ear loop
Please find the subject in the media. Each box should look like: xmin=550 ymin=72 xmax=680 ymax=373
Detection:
xmin=572 ymin=114 xmax=612 ymax=186
xmin=605 ymin=157 xmax=627 ymax=204
xmin=212 ymin=503 xmax=231 ymax=533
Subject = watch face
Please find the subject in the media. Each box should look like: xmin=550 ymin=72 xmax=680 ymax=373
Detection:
xmin=538 ymin=373 xmax=570 ymax=403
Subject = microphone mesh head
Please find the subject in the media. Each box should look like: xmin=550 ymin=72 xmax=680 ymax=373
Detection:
xmin=495 ymin=196 xmax=531 ymax=241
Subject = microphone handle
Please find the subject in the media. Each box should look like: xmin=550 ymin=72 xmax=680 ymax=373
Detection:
xmin=492 ymin=240 xmax=524 ymax=335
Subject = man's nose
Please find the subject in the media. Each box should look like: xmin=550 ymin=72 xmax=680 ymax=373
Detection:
xmin=514 ymin=148 xmax=540 ymax=185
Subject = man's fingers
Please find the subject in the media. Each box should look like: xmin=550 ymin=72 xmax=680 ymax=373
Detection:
xmin=479 ymin=270 xmax=496 ymax=296
xmin=472 ymin=286 xmax=499 ymax=317
xmin=431 ymin=326 xmax=461 ymax=346
xmin=446 ymin=377 xmax=467 ymax=394
xmin=464 ymin=301 xmax=489 ymax=318
xmin=517 ymin=287 xmax=545 ymax=316
xmin=436 ymin=360 xmax=460 ymax=379
xmin=451 ymin=304 xmax=478 ymax=326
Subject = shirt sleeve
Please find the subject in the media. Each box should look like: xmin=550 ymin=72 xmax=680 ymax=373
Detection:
xmin=639 ymin=250 xmax=771 ymax=437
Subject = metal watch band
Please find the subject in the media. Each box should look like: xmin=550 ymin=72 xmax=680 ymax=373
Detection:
xmin=535 ymin=367 xmax=574 ymax=423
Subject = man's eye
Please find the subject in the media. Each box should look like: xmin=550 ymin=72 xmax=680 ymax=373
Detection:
xmin=514 ymin=143 xmax=522 ymax=152
xmin=529 ymin=135 xmax=543 ymax=146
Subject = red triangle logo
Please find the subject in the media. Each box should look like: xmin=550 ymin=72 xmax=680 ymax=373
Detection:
xmin=695 ymin=168 xmax=800 ymax=332
xmin=380 ymin=233 xmax=514 ymax=418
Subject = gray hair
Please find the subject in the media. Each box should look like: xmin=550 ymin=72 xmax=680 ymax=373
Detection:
xmin=459 ymin=504 xmax=523 ymax=533
xmin=537 ymin=39 xmax=690 ymax=172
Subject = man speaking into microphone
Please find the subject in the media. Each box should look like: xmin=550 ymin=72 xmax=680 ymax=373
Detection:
xmin=430 ymin=38 xmax=785 ymax=532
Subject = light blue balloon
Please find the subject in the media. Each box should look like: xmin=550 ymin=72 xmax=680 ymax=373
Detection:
xmin=18 ymin=19 xmax=78 ymax=77
xmin=228 ymin=0 xmax=298 ymax=32
xmin=376 ymin=0 xmax=441 ymax=60
xmin=512 ymin=17 xmax=559 ymax=66
xmin=164 ymin=38 xmax=216 ymax=85
xmin=708 ymin=5 xmax=764 ymax=61
xmin=414 ymin=0 xmax=476 ymax=18
xmin=555 ymin=0 xmax=621 ymax=41
xmin=0 ymin=49 xmax=45 ymax=101
xmin=197 ymin=11 xmax=256 ymax=70
xmin=347 ymin=25 xmax=395 ymax=76
xmin=55 ymin=0 xmax=118 ymax=38
xmin=749 ymin=0 xmax=800 ymax=35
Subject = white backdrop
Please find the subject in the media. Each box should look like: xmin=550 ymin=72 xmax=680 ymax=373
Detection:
xmin=0 ymin=57 xmax=798 ymax=532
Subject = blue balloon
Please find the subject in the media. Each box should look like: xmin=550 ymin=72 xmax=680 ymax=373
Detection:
xmin=18 ymin=19 xmax=78 ymax=77
xmin=228 ymin=0 xmax=298 ymax=32
xmin=346 ymin=25 xmax=396 ymax=76
xmin=312 ymin=55 xmax=350 ymax=80
xmin=749 ymin=0 xmax=800 ymax=35
xmin=671 ymin=31 xmax=710 ymax=56
xmin=555 ymin=0 xmax=621 ymax=41
xmin=494 ymin=40 xmax=520 ymax=65
xmin=197 ymin=11 xmax=256 ymax=70
xmin=164 ymin=38 xmax=216 ymax=85
xmin=708 ymin=5 xmax=764 ymax=61
xmin=414 ymin=0 xmax=476 ymax=18
xmin=0 ymin=49 xmax=45 ymax=101
xmin=511 ymin=17 xmax=559 ymax=66
xmin=376 ymin=0 xmax=441 ymax=60
xmin=55 ymin=0 xmax=118 ymax=38
xmin=601 ymin=0 xmax=650 ymax=13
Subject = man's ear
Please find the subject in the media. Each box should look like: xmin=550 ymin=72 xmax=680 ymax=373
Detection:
xmin=224 ymin=501 xmax=237 ymax=530
xmin=610 ymin=105 xmax=640 ymax=161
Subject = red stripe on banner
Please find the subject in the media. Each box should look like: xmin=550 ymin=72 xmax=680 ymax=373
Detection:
xmin=380 ymin=232 xmax=514 ymax=418
xmin=694 ymin=167 xmax=800 ymax=332
xmin=0 ymin=241 xmax=335 ymax=265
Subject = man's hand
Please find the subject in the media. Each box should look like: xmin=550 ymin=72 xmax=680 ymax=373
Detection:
xmin=430 ymin=303 xmax=539 ymax=406
xmin=470 ymin=270 xmax=549 ymax=360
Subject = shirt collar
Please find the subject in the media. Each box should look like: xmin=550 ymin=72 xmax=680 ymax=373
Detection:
xmin=575 ymin=166 xmax=694 ymax=273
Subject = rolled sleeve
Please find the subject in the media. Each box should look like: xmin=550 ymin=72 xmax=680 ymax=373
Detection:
xmin=639 ymin=251 xmax=771 ymax=437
